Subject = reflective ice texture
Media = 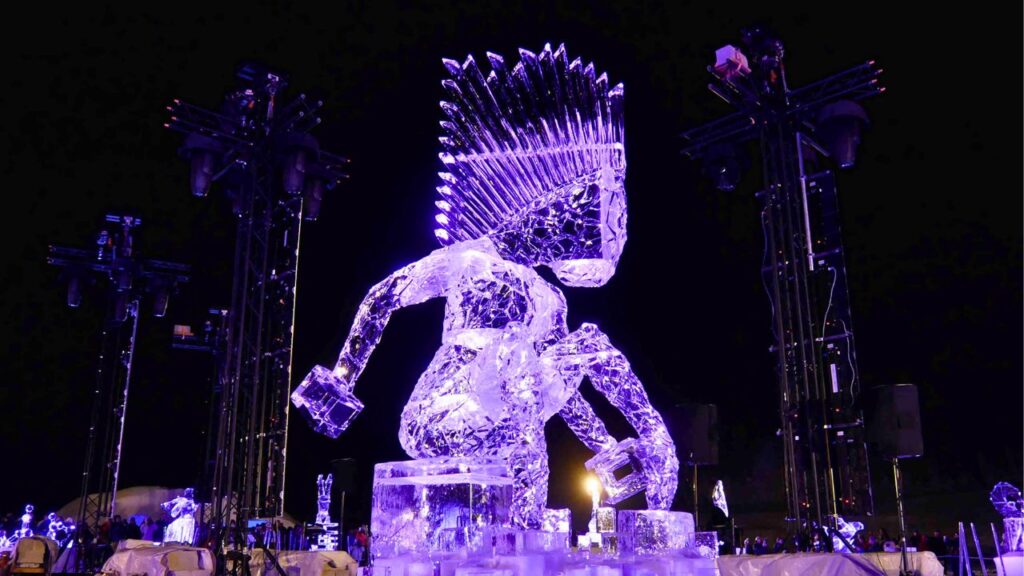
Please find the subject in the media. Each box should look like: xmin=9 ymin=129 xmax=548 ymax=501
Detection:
xmin=370 ymin=458 xmax=512 ymax=559
xmin=161 ymin=488 xmax=197 ymax=545
xmin=292 ymin=365 xmax=364 ymax=439
xmin=712 ymin=480 xmax=729 ymax=517
xmin=991 ymin=482 xmax=1023 ymax=518
xmin=832 ymin=516 xmax=864 ymax=553
xmin=617 ymin=510 xmax=695 ymax=556
xmin=1005 ymin=518 xmax=1024 ymax=553
xmin=292 ymin=44 xmax=678 ymax=529
xmin=316 ymin=474 xmax=333 ymax=525
xmin=694 ymin=531 xmax=719 ymax=560
xmin=596 ymin=507 xmax=616 ymax=533
xmin=541 ymin=508 xmax=571 ymax=533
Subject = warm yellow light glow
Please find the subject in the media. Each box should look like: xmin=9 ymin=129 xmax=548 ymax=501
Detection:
xmin=585 ymin=475 xmax=600 ymax=496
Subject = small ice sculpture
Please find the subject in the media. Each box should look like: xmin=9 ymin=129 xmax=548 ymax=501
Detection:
xmin=15 ymin=505 xmax=33 ymax=539
xmin=44 ymin=513 xmax=64 ymax=542
xmin=991 ymin=482 xmax=1024 ymax=552
xmin=712 ymin=480 xmax=729 ymax=517
xmin=161 ymin=488 xmax=197 ymax=545
xmin=311 ymin=474 xmax=339 ymax=551
xmin=316 ymin=474 xmax=333 ymax=525
xmin=831 ymin=516 xmax=864 ymax=553
xmin=292 ymin=43 xmax=678 ymax=530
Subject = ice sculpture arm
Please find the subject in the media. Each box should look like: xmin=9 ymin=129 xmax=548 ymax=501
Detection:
xmin=558 ymin=391 xmax=616 ymax=453
xmin=293 ymin=243 xmax=472 ymax=438
xmin=332 ymin=247 xmax=454 ymax=385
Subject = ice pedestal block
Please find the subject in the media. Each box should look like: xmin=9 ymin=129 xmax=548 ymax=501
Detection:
xmin=617 ymin=510 xmax=695 ymax=556
xmin=371 ymin=458 xmax=512 ymax=559
xmin=541 ymin=509 xmax=571 ymax=533
xmin=693 ymin=531 xmax=719 ymax=559
xmin=1006 ymin=518 xmax=1024 ymax=552
xmin=291 ymin=365 xmax=364 ymax=438
xmin=597 ymin=507 xmax=616 ymax=533
xmin=485 ymin=528 xmax=570 ymax=555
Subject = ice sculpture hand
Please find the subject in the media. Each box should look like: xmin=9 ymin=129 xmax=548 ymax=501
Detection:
xmin=291 ymin=365 xmax=365 ymax=438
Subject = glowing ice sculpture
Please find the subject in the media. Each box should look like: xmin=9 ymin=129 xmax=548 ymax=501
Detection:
xmin=15 ymin=505 xmax=33 ymax=540
xmin=831 ymin=516 xmax=864 ymax=553
xmin=292 ymin=43 xmax=678 ymax=529
xmin=311 ymin=474 xmax=339 ymax=551
xmin=161 ymin=488 xmax=197 ymax=545
xmin=991 ymin=482 xmax=1024 ymax=552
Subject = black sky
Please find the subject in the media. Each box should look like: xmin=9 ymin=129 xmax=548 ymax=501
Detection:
xmin=1 ymin=1 xmax=1020 ymax=530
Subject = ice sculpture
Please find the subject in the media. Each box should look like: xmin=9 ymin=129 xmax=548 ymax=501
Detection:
xmin=831 ymin=516 xmax=863 ymax=553
xmin=292 ymin=43 xmax=678 ymax=529
xmin=991 ymin=482 xmax=1024 ymax=552
xmin=161 ymin=488 xmax=197 ymax=545
xmin=14 ymin=505 xmax=33 ymax=539
xmin=311 ymin=474 xmax=339 ymax=551
xmin=316 ymin=474 xmax=333 ymax=525
xmin=712 ymin=480 xmax=729 ymax=517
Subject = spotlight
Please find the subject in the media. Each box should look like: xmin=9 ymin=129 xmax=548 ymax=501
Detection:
xmin=302 ymin=177 xmax=325 ymax=221
xmin=113 ymin=293 xmax=130 ymax=323
xmin=180 ymin=133 xmax=224 ymax=197
xmin=151 ymin=282 xmax=171 ymax=318
xmin=703 ymin=144 xmax=746 ymax=192
xmin=816 ymin=100 xmax=869 ymax=169
xmin=281 ymin=133 xmax=319 ymax=195
xmin=67 ymin=276 xmax=82 ymax=308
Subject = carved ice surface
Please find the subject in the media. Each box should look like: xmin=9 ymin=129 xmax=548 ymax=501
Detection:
xmin=991 ymin=482 xmax=1023 ymax=518
xmin=371 ymin=458 xmax=512 ymax=559
xmin=617 ymin=510 xmax=695 ymax=556
xmin=293 ymin=43 xmax=678 ymax=529
xmin=712 ymin=480 xmax=729 ymax=517
xmin=832 ymin=516 xmax=863 ymax=553
xmin=316 ymin=473 xmax=333 ymax=525
xmin=694 ymin=531 xmax=720 ymax=560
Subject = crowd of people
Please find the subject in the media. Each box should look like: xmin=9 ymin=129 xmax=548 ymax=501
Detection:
xmin=736 ymin=526 xmax=956 ymax=556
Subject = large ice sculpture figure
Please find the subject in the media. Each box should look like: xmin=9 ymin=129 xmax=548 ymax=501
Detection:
xmin=161 ymin=488 xmax=197 ymax=545
xmin=991 ymin=482 xmax=1024 ymax=552
xmin=292 ymin=43 xmax=679 ymax=529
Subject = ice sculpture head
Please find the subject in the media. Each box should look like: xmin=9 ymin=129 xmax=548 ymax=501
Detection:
xmin=433 ymin=43 xmax=628 ymax=286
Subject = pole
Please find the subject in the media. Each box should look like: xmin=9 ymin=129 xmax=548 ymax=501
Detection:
xmin=693 ymin=463 xmax=700 ymax=530
xmin=991 ymin=522 xmax=1006 ymax=576
xmin=109 ymin=299 xmax=141 ymax=518
xmin=892 ymin=458 xmax=910 ymax=576
xmin=971 ymin=522 xmax=989 ymax=576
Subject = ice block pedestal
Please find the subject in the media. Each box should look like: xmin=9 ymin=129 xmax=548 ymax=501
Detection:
xmin=371 ymin=458 xmax=513 ymax=560
xmin=617 ymin=510 xmax=695 ymax=556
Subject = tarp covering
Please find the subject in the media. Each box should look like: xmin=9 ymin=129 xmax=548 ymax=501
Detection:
xmin=718 ymin=552 xmax=944 ymax=576
xmin=99 ymin=545 xmax=214 ymax=576
xmin=247 ymin=549 xmax=358 ymax=576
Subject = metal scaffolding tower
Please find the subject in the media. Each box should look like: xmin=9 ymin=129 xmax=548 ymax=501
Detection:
xmin=682 ymin=28 xmax=884 ymax=532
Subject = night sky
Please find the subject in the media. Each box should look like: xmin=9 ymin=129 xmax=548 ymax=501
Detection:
xmin=1 ymin=1 xmax=1020 ymax=533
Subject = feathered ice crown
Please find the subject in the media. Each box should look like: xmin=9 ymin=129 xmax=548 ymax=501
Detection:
xmin=434 ymin=43 xmax=625 ymax=246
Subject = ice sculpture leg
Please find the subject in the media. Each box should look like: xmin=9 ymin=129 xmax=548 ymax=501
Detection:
xmin=545 ymin=323 xmax=679 ymax=509
xmin=508 ymin=421 xmax=548 ymax=529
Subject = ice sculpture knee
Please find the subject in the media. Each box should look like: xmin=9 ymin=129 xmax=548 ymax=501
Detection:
xmin=292 ymin=43 xmax=679 ymax=527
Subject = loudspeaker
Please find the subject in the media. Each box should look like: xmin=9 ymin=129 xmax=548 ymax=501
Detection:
xmin=331 ymin=458 xmax=357 ymax=494
xmin=665 ymin=403 xmax=719 ymax=465
xmin=866 ymin=384 xmax=923 ymax=459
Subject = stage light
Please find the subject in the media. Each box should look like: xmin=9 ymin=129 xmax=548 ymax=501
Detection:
xmin=67 ymin=276 xmax=82 ymax=308
xmin=180 ymin=133 xmax=224 ymax=197
xmin=816 ymin=100 xmax=869 ymax=169
xmin=703 ymin=144 xmax=745 ymax=192
xmin=152 ymin=283 xmax=170 ymax=318
xmin=282 ymin=133 xmax=320 ymax=195
xmin=113 ymin=293 xmax=130 ymax=323
xmin=302 ymin=177 xmax=324 ymax=221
